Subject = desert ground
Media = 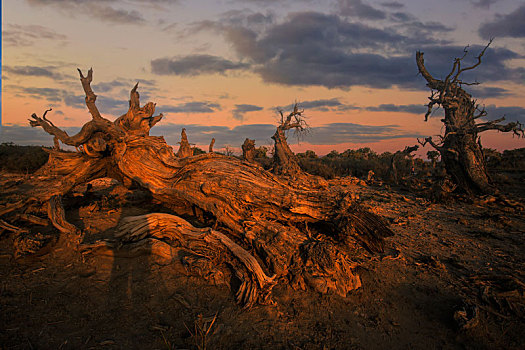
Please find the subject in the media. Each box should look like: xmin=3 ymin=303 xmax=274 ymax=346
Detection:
xmin=1 ymin=165 xmax=524 ymax=350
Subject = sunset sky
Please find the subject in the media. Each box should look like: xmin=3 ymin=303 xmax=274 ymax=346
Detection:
xmin=1 ymin=0 xmax=524 ymax=156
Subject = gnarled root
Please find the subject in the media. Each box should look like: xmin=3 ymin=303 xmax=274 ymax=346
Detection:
xmin=300 ymin=240 xmax=362 ymax=297
xmin=115 ymin=213 xmax=277 ymax=307
xmin=47 ymin=195 xmax=80 ymax=237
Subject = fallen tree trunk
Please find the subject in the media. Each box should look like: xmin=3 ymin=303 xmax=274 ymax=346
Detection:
xmin=2 ymin=68 xmax=394 ymax=307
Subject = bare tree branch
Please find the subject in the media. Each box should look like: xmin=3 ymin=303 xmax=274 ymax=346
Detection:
xmin=417 ymin=136 xmax=442 ymax=151
xmin=476 ymin=119 xmax=524 ymax=136
xmin=77 ymin=68 xmax=107 ymax=123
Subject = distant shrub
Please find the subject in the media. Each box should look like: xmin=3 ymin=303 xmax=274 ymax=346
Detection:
xmin=192 ymin=147 xmax=206 ymax=155
xmin=298 ymin=158 xmax=337 ymax=179
xmin=295 ymin=147 xmax=432 ymax=181
xmin=0 ymin=143 xmax=50 ymax=173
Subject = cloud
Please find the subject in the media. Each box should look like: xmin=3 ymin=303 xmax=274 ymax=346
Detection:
xmin=277 ymin=101 xmax=427 ymax=115
xmin=158 ymin=101 xmax=221 ymax=114
xmin=337 ymin=0 xmax=386 ymax=20
xmin=311 ymin=123 xmax=421 ymax=143
xmin=415 ymin=45 xmax=525 ymax=85
xmin=380 ymin=1 xmax=404 ymax=9
xmin=190 ymin=9 xmax=525 ymax=91
xmin=484 ymin=105 xmax=525 ymax=124
xmin=218 ymin=9 xmax=275 ymax=27
xmin=479 ymin=5 xmax=525 ymax=39
xmin=9 ymin=80 xmax=158 ymax=118
xmin=364 ymin=104 xmax=426 ymax=114
xmin=468 ymin=86 xmax=510 ymax=98
xmin=190 ymin=11 xmax=473 ymax=90
xmin=93 ymin=79 xmax=131 ymax=93
xmin=97 ymin=96 xmax=129 ymax=115
xmin=232 ymin=104 xmax=263 ymax=121
xmin=2 ymin=24 xmax=67 ymax=47
xmin=151 ymin=55 xmax=250 ymax=76
xmin=470 ymin=0 xmax=500 ymax=9
xmin=18 ymin=87 xmax=64 ymax=102
xmin=3 ymin=65 xmax=64 ymax=80
xmin=151 ymin=122 xmax=422 ymax=148
xmin=0 ymin=119 xmax=421 ymax=149
xmin=277 ymin=98 xmax=357 ymax=112
xmin=0 ymin=124 xmax=81 ymax=147
xmin=25 ymin=0 xmax=147 ymax=25
xmin=92 ymin=5 xmax=145 ymax=24
xmin=62 ymin=93 xmax=128 ymax=115
xmin=63 ymin=94 xmax=85 ymax=108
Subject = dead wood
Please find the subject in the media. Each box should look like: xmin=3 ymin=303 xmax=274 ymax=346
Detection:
xmin=47 ymin=195 xmax=80 ymax=236
xmin=242 ymin=138 xmax=256 ymax=163
xmin=209 ymin=138 xmax=215 ymax=153
xmin=177 ymin=128 xmax=193 ymax=158
xmin=416 ymin=41 xmax=524 ymax=196
xmin=13 ymin=232 xmax=49 ymax=258
xmin=3 ymin=68 xmax=394 ymax=307
xmin=116 ymin=213 xmax=277 ymax=307
xmin=0 ymin=219 xmax=29 ymax=235
xmin=389 ymin=145 xmax=419 ymax=185
xmin=271 ymin=104 xmax=307 ymax=177
xmin=16 ymin=214 xmax=49 ymax=226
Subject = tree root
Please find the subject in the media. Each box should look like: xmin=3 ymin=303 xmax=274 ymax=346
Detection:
xmin=14 ymin=232 xmax=49 ymax=258
xmin=115 ymin=213 xmax=277 ymax=307
xmin=47 ymin=195 xmax=80 ymax=236
xmin=81 ymin=212 xmax=367 ymax=307
xmin=0 ymin=219 xmax=29 ymax=235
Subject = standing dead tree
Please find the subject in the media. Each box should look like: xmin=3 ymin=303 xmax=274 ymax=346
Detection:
xmin=416 ymin=41 xmax=524 ymax=195
xmin=271 ymin=104 xmax=307 ymax=177
xmin=177 ymin=128 xmax=193 ymax=158
xmin=390 ymin=145 xmax=419 ymax=185
xmin=1 ymin=69 xmax=394 ymax=307
xmin=242 ymin=138 xmax=256 ymax=163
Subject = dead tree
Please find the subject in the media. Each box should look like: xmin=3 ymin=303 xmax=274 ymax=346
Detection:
xmin=390 ymin=145 xmax=419 ymax=184
xmin=427 ymin=150 xmax=440 ymax=170
xmin=1 ymin=69 xmax=394 ymax=307
xmin=416 ymin=41 xmax=524 ymax=195
xmin=177 ymin=128 xmax=193 ymax=158
xmin=271 ymin=104 xmax=307 ymax=177
xmin=242 ymin=138 xmax=256 ymax=163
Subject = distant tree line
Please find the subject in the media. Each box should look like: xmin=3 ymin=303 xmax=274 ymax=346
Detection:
xmin=0 ymin=143 xmax=50 ymax=173
xmin=2 ymin=141 xmax=524 ymax=183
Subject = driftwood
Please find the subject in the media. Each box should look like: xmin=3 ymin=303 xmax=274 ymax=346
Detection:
xmin=1 ymin=69 xmax=394 ymax=307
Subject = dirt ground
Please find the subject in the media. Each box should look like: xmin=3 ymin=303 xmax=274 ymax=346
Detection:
xmin=1 ymin=172 xmax=524 ymax=349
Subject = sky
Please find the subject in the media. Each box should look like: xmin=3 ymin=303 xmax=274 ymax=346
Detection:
xmin=1 ymin=0 xmax=524 ymax=156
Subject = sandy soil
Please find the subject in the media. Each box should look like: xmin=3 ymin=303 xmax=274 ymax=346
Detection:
xmin=1 ymin=173 xmax=524 ymax=349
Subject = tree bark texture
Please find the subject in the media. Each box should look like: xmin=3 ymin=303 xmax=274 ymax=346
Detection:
xmin=3 ymin=69 xmax=394 ymax=307
xmin=416 ymin=42 xmax=523 ymax=195
xmin=242 ymin=138 xmax=256 ymax=163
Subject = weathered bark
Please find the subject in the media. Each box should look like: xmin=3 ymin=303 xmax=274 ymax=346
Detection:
xmin=177 ymin=128 xmax=193 ymax=158
xmin=390 ymin=145 xmax=418 ymax=184
xmin=271 ymin=104 xmax=306 ymax=177
xmin=3 ymin=69 xmax=394 ymax=307
xmin=416 ymin=42 xmax=524 ymax=195
xmin=242 ymin=138 xmax=256 ymax=163
xmin=48 ymin=195 xmax=80 ymax=236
